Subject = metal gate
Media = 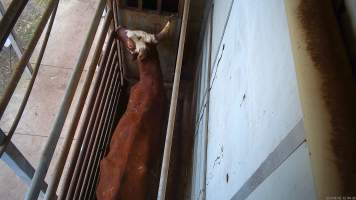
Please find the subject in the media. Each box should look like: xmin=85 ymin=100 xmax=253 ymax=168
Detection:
xmin=0 ymin=0 xmax=190 ymax=199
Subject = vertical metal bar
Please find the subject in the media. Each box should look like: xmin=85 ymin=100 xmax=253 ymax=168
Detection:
xmin=81 ymin=62 xmax=121 ymax=199
xmin=86 ymin=76 xmax=123 ymax=199
xmin=0 ymin=1 xmax=33 ymax=73
xmin=157 ymin=0 xmax=191 ymax=198
xmin=138 ymin=0 xmax=143 ymax=10
xmin=0 ymin=0 xmax=60 ymax=157
xmin=0 ymin=129 xmax=47 ymax=198
xmin=0 ymin=0 xmax=29 ymax=50
xmin=65 ymin=50 xmax=117 ymax=200
xmin=112 ymin=0 xmax=126 ymax=80
xmin=73 ymin=53 xmax=119 ymax=199
xmin=43 ymin=10 xmax=113 ymax=200
xmin=0 ymin=0 xmax=58 ymax=120
xmin=157 ymin=0 xmax=162 ymax=12
xmin=24 ymin=1 xmax=106 ymax=199
xmin=58 ymin=39 xmax=116 ymax=200
xmin=202 ymin=6 xmax=213 ymax=200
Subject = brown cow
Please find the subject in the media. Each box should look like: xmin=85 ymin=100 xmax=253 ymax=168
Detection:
xmin=96 ymin=20 xmax=170 ymax=200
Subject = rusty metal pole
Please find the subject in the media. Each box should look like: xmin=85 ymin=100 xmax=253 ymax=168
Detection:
xmin=284 ymin=0 xmax=356 ymax=198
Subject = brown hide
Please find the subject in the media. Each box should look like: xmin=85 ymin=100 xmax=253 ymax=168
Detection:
xmin=96 ymin=31 xmax=166 ymax=200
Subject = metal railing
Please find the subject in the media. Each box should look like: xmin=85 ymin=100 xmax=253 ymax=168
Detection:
xmin=157 ymin=0 xmax=190 ymax=198
xmin=0 ymin=0 xmax=189 ymax=198
xmin=0 ymin=0 xmax=125 ymax=199
xmin=0 ymin=0 xmax=60 ymax=198
xmin=24 ymin=0 xmax=108 ymax=199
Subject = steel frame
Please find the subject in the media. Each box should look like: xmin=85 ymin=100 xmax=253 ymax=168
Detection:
xmin=0 ymin=0 xmax=187 ymax=198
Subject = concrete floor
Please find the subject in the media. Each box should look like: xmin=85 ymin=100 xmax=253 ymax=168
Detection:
xmin=0 ymin=0 xmax=103 ymax=199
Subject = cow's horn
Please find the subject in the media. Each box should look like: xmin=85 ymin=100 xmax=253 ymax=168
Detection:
xmin=155 ymin=17 xmax=173 ymax=42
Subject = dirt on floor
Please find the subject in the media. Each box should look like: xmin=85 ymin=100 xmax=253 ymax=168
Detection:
xmin=0 ymin=0 xmax=49 ymax=96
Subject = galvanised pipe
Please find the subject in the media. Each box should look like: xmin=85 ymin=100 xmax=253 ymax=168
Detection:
xmin=0 ymin=0 xmax=29 ymax=50
xmin=82 ymin=63 xmax=122 ymax=199
xmin=59 ymin=41 xmax=117 ymax=200
xmin=202 ymin=5 xmax=213 ymax=200
xmin=285 ymin=0 xmax=356 ymax=198
xmin=69 ymin=52 xmax=118 ymax=200
xmin=0 ymin=0 xmax=58 ymax=120
xmin=43 ymin=10 xmax=113 ymax=200
xmin=57 ymin=30 xmax=115 ymax=200
xmin=0 ymin=0 xmax=59 ymax=158
xmin=158 ymin=0 xmax=191 ymax=198
xmin=81 ymin=63 xmax=121 ymax=199
xmin=112 ymin=0 xmax=126 ymax=80
xmin=74 ymin=53 xmax=120 ymax=199
xmin=24 ymin=0 xmax=107 ymax=199
xmin=87 ymin=83 xmax=123 ymax=199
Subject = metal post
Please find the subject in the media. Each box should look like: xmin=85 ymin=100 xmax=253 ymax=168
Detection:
xmin=285 ymin=0 xmax=356 ymax=198
xmin=0 ymin=0 xmax=29 ymax=50
xmin=24 ymin=1 xmax=107 ymax=199
xmin=157 ymin=0 xmax=162 ymax=12
xmin=138 ymin=0 xmax=143 ymax=10
xmin=202 ymin=5 xmax=213 ymax=200
xmin=157 ymin=0 xmax=191 ymax=199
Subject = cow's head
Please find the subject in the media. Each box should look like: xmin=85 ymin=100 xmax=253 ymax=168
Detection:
xmin=116 ymin=18 xmax=171 ymax=60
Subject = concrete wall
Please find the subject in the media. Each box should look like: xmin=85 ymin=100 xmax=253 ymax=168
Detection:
xmin=191 ymin=0 xmax=317 ymax=199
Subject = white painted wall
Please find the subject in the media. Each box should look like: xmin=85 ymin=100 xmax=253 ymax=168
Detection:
xmin=191 ymin=0 xmax=316 ymax=199
xmin=246 ymin=143 xmax=316 ymax=200
xmin=211 ymin=0 xmax=234 ymax=62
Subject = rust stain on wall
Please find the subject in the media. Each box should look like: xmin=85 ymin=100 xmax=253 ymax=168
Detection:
xmin=298 ymin=0 xmax=356 ymax=195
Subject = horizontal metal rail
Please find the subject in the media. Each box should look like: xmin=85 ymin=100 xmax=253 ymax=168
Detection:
xmin=43 ymin=9 xmax=113 ymax=200
xmin=24 ymin=0 xmax=107 ymax=199
xmin=0 ymin=0 xmax=29 ymax=50
xmin=0 ymin=0 xmax=58 ymax=120
xmin=0 ymin=0 xmax=59 ymax=158
xmin=157 ymin=0 xmax=191 ymax=198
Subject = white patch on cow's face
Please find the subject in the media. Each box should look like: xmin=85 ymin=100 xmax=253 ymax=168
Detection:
xmin=126 ymin=30 xmax=157 ymax=55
